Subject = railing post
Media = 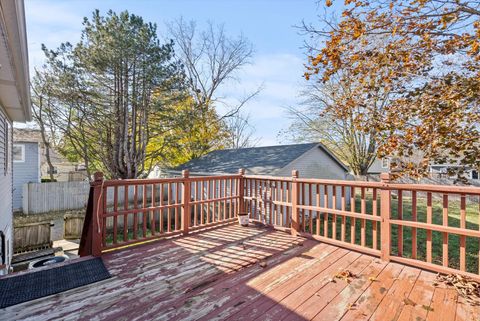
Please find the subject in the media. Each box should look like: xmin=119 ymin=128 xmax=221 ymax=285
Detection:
xmin=91 ymin=172 xmax=104 ymax=257
xmin=238 ymin=168 xmax=245 ymax=214
xmin=291 ymin=170 xmax=300 ymax=236
xmin=380 ymin=173 xmax=391 ymax=261
xmin=181 ymin=170 xmax=191 ymax=235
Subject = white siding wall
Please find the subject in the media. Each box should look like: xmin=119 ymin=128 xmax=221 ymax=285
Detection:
xmin=0 ymin=106 xmax=13 ymax=274
xmin=277 ymin=146 xmax=349 ymax=180
xmin=13 ymin=142 xmax=40 ymax=210
xmin=278 ymin=146 xmax=352 ymax=209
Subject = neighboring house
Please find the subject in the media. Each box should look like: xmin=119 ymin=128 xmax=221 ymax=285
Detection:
xmin=367 ymin=157 xmax=391 ymax=174
xmin=13 ymin=128 xmax=83 ymax=182
xmin=172 ymin=143 xmax=351 ymax=211
xmin=12 ymin=133 xmax=40 ymax=211
xmin=368 ymin=155 xmax=479 ymax=181
xmin=429 ymin=163 xmax=479 ymax=180
xmin=172 ymin=142 xmax=351 ymax=179
xmin=0 ymin=0 xmax=31 ymax=274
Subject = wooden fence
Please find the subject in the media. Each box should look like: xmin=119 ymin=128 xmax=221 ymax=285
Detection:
xmin=22 ymin=182 xmax=89 ymax=214
xmin=80 ymin=170 xmax=480 ymax=281
xmin=14 ymin=222 xmax=51 ymax=253
xmin=22 ymin=181 xmax=150 ymax=214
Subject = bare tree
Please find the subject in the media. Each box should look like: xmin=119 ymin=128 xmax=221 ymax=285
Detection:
xmin=225 ymin=112 xmax=260 ymax=149
xmin=168 ymin=19 xmax=261 ymax=122
xmin=31 ymin=68 xmax=58 ymax=181
xmin=283 ymin=72 xmax=389 ymax=175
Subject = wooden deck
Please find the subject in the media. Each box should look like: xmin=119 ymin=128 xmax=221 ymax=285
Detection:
xmin=3 ymin=224 xmax=479 ymax=321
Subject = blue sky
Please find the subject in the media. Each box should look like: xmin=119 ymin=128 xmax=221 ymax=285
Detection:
xmin=24 ymin=0 xmax=323 ymax=146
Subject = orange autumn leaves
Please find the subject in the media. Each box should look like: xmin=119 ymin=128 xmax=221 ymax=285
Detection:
xmin=304 ymin=0 xmax=480 ymax=178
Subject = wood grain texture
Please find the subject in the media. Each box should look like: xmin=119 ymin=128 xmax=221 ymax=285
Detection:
xmin=3 ymin=224 xmax=473 ymax=321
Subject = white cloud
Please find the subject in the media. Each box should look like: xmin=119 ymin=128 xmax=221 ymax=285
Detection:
xmin=217 ymin=53 xmax=307 ymax=145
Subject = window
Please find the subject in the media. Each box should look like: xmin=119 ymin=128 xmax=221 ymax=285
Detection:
xmin=381 ymin=158 xmax=390 ymax=169
xmin=13 ymin=144 xmax=25 ymax=162
xmin=472 ymin=170 xmax=479 ymax=180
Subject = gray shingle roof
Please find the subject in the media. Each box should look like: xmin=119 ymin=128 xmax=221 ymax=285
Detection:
xmin=174 ymin=142 xmax=344 ymax=175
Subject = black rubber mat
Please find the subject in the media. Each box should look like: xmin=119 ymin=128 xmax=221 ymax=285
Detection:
xmin=0 ymin=257 xmax=111 ymax=308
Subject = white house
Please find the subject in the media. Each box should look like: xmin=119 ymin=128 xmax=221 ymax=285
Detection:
xmin=170 ymin=142 xmax=353 ymax=210
xmin=171 ymin=142 xmax=351 ymax=179
xmin=0 ymin=0 xmax=31 ymax=275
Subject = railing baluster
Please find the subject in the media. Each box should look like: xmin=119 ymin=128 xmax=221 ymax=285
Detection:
xmin=316 ymin=183 xmax=320 ymax=235
xmin=181 ymin=170 xmax=190 ymax=235
xmin=411 ymin=191 xmax=417 ymax=259
xmin=143 ymin=184 xmax=147 ymax=238
xmin=341 ymin=186 xmax=346 ymax=242
xmin=332 ymin=185 xmax=337 ymax=240
xmin=350 ymin=186 xmax=356 ymax=244
xmin=301 ymin=182 xmax=305 ymax=232
xmin=286 ymin=181 xmax=291 ymax=227
xmin=175 ymin=182 xmax=180 ymax=230
xmin=309 ymin=183 xmax=313 ymax=234
xmin=372 ymin=188 xmax=378 ymax=250
xmin=442 ymin=194 xmax=448 ymax=267
xmin=124 ymin=185 xmax=128 ymax=242
xmin=323 ymin=185 xmax=328 ymax=238
xmin=113 ymin=185 xmax=118 ymax=244
xmin=397 ymin=190 xmax=403 ymax=256
xmin=361 ymin=187 xmax=366 ymax=247
xmin=426 ymin=192 xmax=432 ymax=263
xmin=150 ymin=184 xmax=155 ymax=235
xmin=194 ymin=182 xmax=198 ymax=226
xmin=160 ymin=183 xmax=164 ymax=234
xmin=270 ymin=180 xmax=274 ymax=225
xmin=133 ymin=185 xmax=138 ymax=239
xmin=167 ymin=183 xmax=172 ymax=233
xmin=460 ymin=194 xmax=466 ymax=271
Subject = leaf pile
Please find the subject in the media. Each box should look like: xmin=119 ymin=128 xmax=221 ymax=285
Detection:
xmin=436 ymin=273 xmax=480 ymax=306
xmin=334 ymin=270 xmax=357 ymax=283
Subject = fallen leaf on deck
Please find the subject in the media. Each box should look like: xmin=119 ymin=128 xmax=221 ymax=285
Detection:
xmin=403 ymin=298 xmax=416 ymax=306
xmin=436 ymin=273 xmax=480 ymax=306
xmin=259 ymin=261 xmax=267 ymax=268
xmin=422 ymin=305 xmax=434 ymax=311
xmin=368 ymin=276 xmax=377 ymax=282
xmin=334 ymin=270 xmax=356 ymax=283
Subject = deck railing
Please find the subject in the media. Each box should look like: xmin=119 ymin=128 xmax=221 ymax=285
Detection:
xmin=79 ymin=170 xmax=242 ymax=255
xmin=80 ymin=169 xmax=480 ymax=281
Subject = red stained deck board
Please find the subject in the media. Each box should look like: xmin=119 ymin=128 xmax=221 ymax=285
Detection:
xmin=428 ymin=284 xmax=459 ymax=321
xmin=369 ymin=266 xmax=421 ymax=321
xmin=225 ymin=249 xmax=355 ymax=321
xmin=192 ymin=243 xmax=342 ymax=321
xmin=268 ymin=254 xmax=375 ymax=321
xmin=311 ymin=257 xmax=388 ymax=321
xmin=397 ymin=271 xmax=437 ymax=321
xmin=339 ymin=262 xmax=405 ymax=321
xmin=1 ymin=225 xmax=474 ymax=321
